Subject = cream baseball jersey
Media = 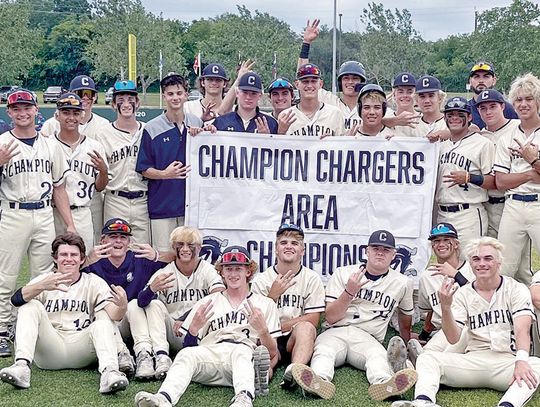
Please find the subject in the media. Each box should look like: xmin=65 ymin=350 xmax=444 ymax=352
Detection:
xmin=27 ymin=272 xmax=112 ymax=333
xmin=325 ymin=264 xmax=414 ymax=342
xmin=180 ymin=291 xmax=281 ymax=348
xmin=147 ymin=260 xmax=225 ymax=320
xmin=0 ymin=132 xmax=69 ymax=202
xmin=418 ymin=261 xmax=474 ymax=329
xmin=96 ymin=121 xmax=146 ymax=192
xmin=353 ymin=126 xmax=394 ymax=138
xmin=280 ymin=104 xmax=346 ymax=137
xmin=251 ymin=266 xmax=325 ymax=333
xmin=395 ymin=116 xmax=447 ymax=138
xmin=452 ymin=276 xmax=535 ymax=353
xmin=41 ymin=113 xmax=109 ymax=140
xmin=436 ymin=133 xmax=495 ymax=205
xmin=318 ymin=89 xmax=360 ymax=130
xmin=493 ymin=124 xmax=540 ymax=195
xmin=52 ymin=136 xmax=107 ymax=207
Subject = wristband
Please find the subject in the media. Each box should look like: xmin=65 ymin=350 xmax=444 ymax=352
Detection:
xmin=531 ymin=158 xmax=539 ymax=167
xmin=153 ymin=249 xmax=159 ymax=262
xmin=183 ymin=333 xmax=198 ymax=347
xmin=344 ymin=288 xmax=355 ymax=298
xmin=300 ymin=42 xmax=310 ymax=59
xmin=516 ymin=349 xmax=529 ymax=362
xmin=418 ymin=329 xmax=431 ymax=342
xmin=469 ymin=174 xmax=484 ymax=186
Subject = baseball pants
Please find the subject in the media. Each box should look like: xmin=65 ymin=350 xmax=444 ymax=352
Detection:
xmin=310 ymin=326 xmax=393 ymax=384
xmin=14 ymin=300 xmax=118 ymax=372
xmin=159 ymin=342 xmax=255 ymax=405
xmin=114 ymin=299 xmax=154 ymax=356
xmin=423 ymin=328 xmax=468 ymax=353
xmin=498 ymin=199 xmax=540 ymax=285
xmin=150 ymin=217 xmax=185 ymax=253
xmin=0 ymin=205 xmax=54 ymax=332
xmin=54 ymin=206 xmax=94 ymax=254
xmin=143 ymin=300 xmax=184 ymax=355
xmin=437 ymin=203 xmax=487 ymax=256
xmin=103 ymin=192 xmax=150 ymax=244
xmin=414 ymin=350 xmax=540 ymax=406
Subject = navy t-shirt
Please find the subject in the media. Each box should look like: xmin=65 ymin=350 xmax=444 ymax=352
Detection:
xmin=214 ymin=107 xmax=278 ymax=134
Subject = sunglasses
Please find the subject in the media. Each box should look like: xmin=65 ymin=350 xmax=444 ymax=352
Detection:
xmin=297 ymin=65 xmax=321 ymax=78
xmin=57 ymin=97 xmax=82 ymax=107
xmin=7 ymin=91 xmax=36 ymax=106
xmin=76 ymin=89 xmax=95 ymax=99
xmin=446 ymin=99 xmax=468 ymax=109
xmin=277 ymin=223 xmax=305 ymax=237
xmin=430 ymin=225 xmax=456 ymax=238
xmin=222 ymin=251 xmax=250 ymax=264
xmin=269 ymin=78 xmax=294 ymax=91
xmin=106 ymin=222 xmax=131 ymax=233
xmin=471 ymin=62 xmax=494 ymax=73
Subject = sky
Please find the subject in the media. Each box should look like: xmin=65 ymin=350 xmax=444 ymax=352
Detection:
xmin=141 ymin=0 xmax=516 ymax=41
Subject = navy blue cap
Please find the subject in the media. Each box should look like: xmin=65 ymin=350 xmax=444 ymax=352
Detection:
xmin=475 ymin=89 xmax=505 ymax=106
xmin=201 ymin=63 xmax=228 ymax=80
xmin=416 ymin=75 xmax=441 ymax=93
xmin=368 ymin=230 xmax=396 ymax=249
xmin=429 ymin=223 xmax=458 ymax=240
xmin=238 ymin=72 xmax=263 ymax=93
xmin=69 ymin=75 xmax=96 ymax=92
xmin=393 ymin=72 xmax=417 ymax=88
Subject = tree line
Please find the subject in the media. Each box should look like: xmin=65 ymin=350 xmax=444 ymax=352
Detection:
xmin=1 ymin=0 xmax=539 ymax=98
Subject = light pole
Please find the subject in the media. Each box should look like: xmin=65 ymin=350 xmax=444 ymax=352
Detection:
xmin=338 ymin=13 xmax=343 ymax=67
xmin=332 ymin=0 xmax=337 ymax=94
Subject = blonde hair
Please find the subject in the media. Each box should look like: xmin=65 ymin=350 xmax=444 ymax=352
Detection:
xmin=169 ymin=226 xmax=203 ymax=248
xmin=276 ymin=230 xmax=304 ymax=243
xmin=361 ymin=92 xmax=386 ymax=106
xmin=509 ymin=73 xmax=540 ymax=113
xmin=465 ymin=236 xmax=504 ymax=263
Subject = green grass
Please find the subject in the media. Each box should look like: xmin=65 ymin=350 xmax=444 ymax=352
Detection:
xmin=1 ymin=254 xmax=539 ymax=406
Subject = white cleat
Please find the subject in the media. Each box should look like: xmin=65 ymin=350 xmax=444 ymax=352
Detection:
xmin=99 ymin=367 xmax=129 ymax=394
xmin=0 ymin=360 xmax=31 ymax=389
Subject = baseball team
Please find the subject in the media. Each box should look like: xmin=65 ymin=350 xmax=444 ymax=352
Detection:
xmin=0 ymin=17 xmax=540 ymax=407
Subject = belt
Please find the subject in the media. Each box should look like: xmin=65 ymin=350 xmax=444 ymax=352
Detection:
xmin=488 ymin=196 xmax=506 ymax=204
xmin=110 ymin=190 xmax=147 ymax=200
xmin=7 ymin=200 xmax=51 ymax=210
xmin=439 ymin=203 xmax=470 ymax=213
xmin=511 ymin=194 xmax=538 ymax=202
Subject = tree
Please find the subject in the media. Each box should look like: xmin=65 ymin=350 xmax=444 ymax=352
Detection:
xmin=426 ymin=35 xmax=472 ymax=92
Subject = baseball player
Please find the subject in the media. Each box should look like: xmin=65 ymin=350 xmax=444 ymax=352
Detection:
xmin=96 ymin=80 xmax=150 ymax=244
xmin=278 ymin=63 xmax=345 ymax=137
xmin=348 ymin=84 xmax=395 ymax=138
xmin=267 ymin=78 xmax=298 ymax=135
xmin=392 ymin=237 xmax=540 ymax=407
xmin=407 ymin=223 xmax=473 ymax=366
xmin=391 ymin=73 xmax=424 ymax=137
xmin=51 ymin=93 xmax=108 ymax=252
xmin=407 ymin=75 xmax=448 ymax=140
xmin=467 ymin=62 xmax=518 ymax=130
xmin=0 ymin=233 xmax=129 ymax=394
xmin=435 ymin=96 xmax=496 ymax=252
xmin=134 ymin=245 xmax=281 ymax=407
xmin=84 ymin=217 xmax=174 ymax=378
xmin=0 ymin=89 xmax=75 ymax=357
xmin=289 ymin=230 xmax=416 ymax=401
xmin=136 ymin=226 xmax=224 ymax=380
xmin=213 ymin=72 xmax=278 ymax=134
xmin=251 ymin=223 xmax=325 ymax=391
xmin=493 ymin=73 xmax=540 ymax=285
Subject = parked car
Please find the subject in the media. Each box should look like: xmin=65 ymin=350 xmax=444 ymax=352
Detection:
xmin=0 ymin=85 xmax=19 ymax=103
xmin=105 ymin=87 xmax=114 ymax=104
xmin=43 ymin=86 xmax=65 ymax=103
xmin=188 ymin=90 xmax=202 ymax=101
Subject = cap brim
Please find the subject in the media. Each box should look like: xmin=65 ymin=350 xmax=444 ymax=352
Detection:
xmin=368 ymin=243 xmax=395 ymax=249
xmin=276 ymin=227 xmax=305 ymax=237
xmin=102 ymin=231 xmax=132 ymax=236
xmin=58 ymin=106 xmax=83 ymax=110
xmin=8 ymin=101 xmax=36 ymax=106
xmin=428 ymin=233 xmax=458 ymax=240
xmin=238 ymin=86 xmax=262 ymax=93
xmin=297 ymin=75 xmax=321 ymax=80
xmin=416 ymin=88 xmax=440 ymax=93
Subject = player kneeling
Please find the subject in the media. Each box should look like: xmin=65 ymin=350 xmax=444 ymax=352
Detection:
xmin=135 ymin=246 xmax=281 ymax=407
xmin=0 ymin=233 xmax=129 ymax=394
xmin=392 ymin=237 xmax=540 ymax=407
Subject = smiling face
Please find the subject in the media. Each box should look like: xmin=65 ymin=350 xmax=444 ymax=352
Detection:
xmin=270 ymin=89 xmax=293 ymax=113
xmin=416 ymin=92 xmax=442 ymax=115
xmin=55 ymin=243 xmax=85 ymax=277
xmin=173 ymin=241 xmax=200 ymax=264
xmin=445 ymin=111 xmax=470 ymax=134
xmin=7 ymin=103 xmax=38 ymax=129
xmin=340 ymin=74 xmax=363 ymax=97
xmin=221 ymin=264 xmax=250 ymax=289
xmin=477 ymin=101 xmax=505 ymax=128
xmin=360 ymin=94 xmax=384 ymax=127
xmin=275 ymin=232 xmax=305 ymax=266
xmin=393 ymin=86 xmax=415 ymax=110
xmin=201 ymin=77 xmax=227 ymax=97
xmin=75 ymin=89 xmax=97 ymax=113
xmin=431 ymin=236 xmax=459 ymax=262
xmin=101 ymin=233 xmax=130 ymax=258
xmin=513 ymin=91 xmax=540 ymax=121
xmin=163 ymin=84 xmax=188 ymax=112
xmin=295 ymin=77 xmax=322 ymax=100
xmin=470 ymin=244 xmax=501 ymax=280
xmin=57 ymin=109 xmax=83 ymax=132
xmin=112 ymin=93 xmax=139 ymax=118
xmin=236 ymin=89 xmax=262 ymax=111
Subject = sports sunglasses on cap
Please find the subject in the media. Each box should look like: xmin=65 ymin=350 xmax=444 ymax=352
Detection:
xmin=221 ymin=251 xmax=250 ymax=264
xmin=277 ymin=223 xmax=305 ymax=237
xmin=268 ymin=78 xmax=294 ymax=92
xmin=446 ymin=99 xmax=468 ymax=109
xmin=57 ymin=97 xmax=82 ymax=107
xmin=470 ymin=62 xmax=494 ymax=74
xmin=106 ymin=222 xmax=131 ymax=234
xmin=7 ymin=90 xmax=36 ymax=106
xmin=297 ymin=65 xmax=321 ymax=78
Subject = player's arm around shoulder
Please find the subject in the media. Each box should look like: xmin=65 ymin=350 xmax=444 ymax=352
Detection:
xmin=12 ymin=273 xmax=71 ymax=307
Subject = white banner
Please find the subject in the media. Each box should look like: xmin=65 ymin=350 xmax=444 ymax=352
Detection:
xmin=186 ymin=132 xmax=439 ymax=285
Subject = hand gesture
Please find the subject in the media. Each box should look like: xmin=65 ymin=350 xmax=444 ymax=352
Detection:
xmin=393 ymin=111 xmax=421 ymax=128
xmin=509 ymin=138 xmax=539 ymax=164
xmin=40 ymin=272 xmax=72 ymax=292
xmin=88 ymin=242 xmax=113 ymax=261
xmin=130 ymin=243 xmax=158 ymax=260
xmin=0 ymin=139 xmax=20 ymax=166
xmin=201 ymin=102 xmax=217 ymax=123
xmin=255 ymin=116 xmax=271 ymax=134
xmin=268 ymin=269 xmax=296 ymax=300
xmin=426 ymin=129 xmax=450 ymax=143
xmin=244 ymin=300 xmax=268 ymax=335
xmin=303 ymin=19 xmax=320 ymax=44
xmin=443 ymin=171 xmax=469 ymax=187
xmin=188 ymin=301 xmax=214 ymax=336
xmin=237 ymin=59 xmax=256 ymax=79
xmin=173 ymin=320 xmax=183 ymax=337
xmin=110 ymin=285 xmax=128 ymax=310
xmin=162 ymin=161 xmax=191 ymax=179
xmin=511 ymin=360 xmax=538 ymax=390
xmin=277 ymin=110 xmax=296 ymax=135
xmin=438 ymin=277 xmax=458 ymax=309
xmin=203 ymin=124 xmax=217 ymax=133
xmin=345 ymin=123 xmax=361 ymax=137
xmin=428 ymin=262 xmax=459 ymax=279
xmin=149 ymin=271 xmax=175 ymax=293
xmin=345 ymin=265 xmax=368 ymax=298
xmin=88 ymin=150 xmax=107 ymax=173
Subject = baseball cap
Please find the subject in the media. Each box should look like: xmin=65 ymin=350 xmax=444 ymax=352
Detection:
xmin=368 ymin=230 xmax=396 ymax=249
xmin=101 ymin=218 xmax=132 ymax=236
xmin=297 ymin=64 xmax=322 ymax=80
xmin=201 ymin=63 xmax=228 ymax=80
xmin=69 ymin=75 xmax=96 ymax=92
xmin=444 ymin=96 xmax=471 ymax=114
xmin=429 ymin=223 xmax=459 ymax=240
xmin=56 ymin=93 xmax=84 ymax=111
xmin=268 ymin=78 xmax=294 ymax=93
xmin=276 ymin=223 xmax=305 ymax=238
xmin=470 ymin=61 xmax=495 ymax=77
xmin=415 ymin=75 xmax=441 ymax=94
xmin=221 ymin=246 xmax=251 ymax=265
xmin=475 ymin=89 xmax=505 ymax=106
xmin=7 ymin=89 xmax=37 ymax=107
xmin=113 ymin=80 xmax=138 ymax=95
xmin=238 ymin=72 xmax=263 ymax=93
xmin=393 ymin=72 xmax=417 ymax=88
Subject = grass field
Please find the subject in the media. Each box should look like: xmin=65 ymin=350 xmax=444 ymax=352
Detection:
xmin=1 ymin=255 xmax=540 ymax=407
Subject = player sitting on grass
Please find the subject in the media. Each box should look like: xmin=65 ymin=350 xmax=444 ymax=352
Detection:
xmin=0 ymin=233 xmax=129 ymax=394
xmin=289 ymin=230 xmax=417 ymax=401
xmin=392 ymin=237 xmax=540 ymax=407
xmin=134 ymin=246 xmax=281 ymax=407
xmin=251 ymin=223 xmax=325 ymax=393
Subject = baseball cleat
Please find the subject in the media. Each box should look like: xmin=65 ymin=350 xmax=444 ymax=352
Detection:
xmin=229 ymin=391 xmax=253 ymax=407
xmin=0 ymin=360 xmax=31 ymax=389
xmin=291 ymin=363 xmax=335 ymax=400
xmin=387 ymin=336 xmax=408 ymax=373
xmin=99 ymin=367 xmax=129 ymax=394
xmin=391 ymin=400 xmax=441 ymax=407
xmin=368 ymin=368 xmax=417 ymax=401
xmin=118 ymin=349 xmax=136 ymax=377
xmin=0 ymin=336 xmax=12 ymax=358
xmin=134 ymin=391 xmax=172 ymax=407
xmin=253 ymin=345 xmax=270 ymax=396
xmin=407 ymin=339 xmax=423 ymax=368
xmin=280 ymin=364 xmax=296 ymax=390
xmin=154 ymin=354 xmax=172 ymax=380
xmin=135 ymin=351 xmax=155 ymax=380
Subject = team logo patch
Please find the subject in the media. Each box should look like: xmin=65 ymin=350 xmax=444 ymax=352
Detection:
xmin=126 ymin=272 xmax=134 ymax=283
xmin=200 ymin=235 xmax=229 ymax=264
